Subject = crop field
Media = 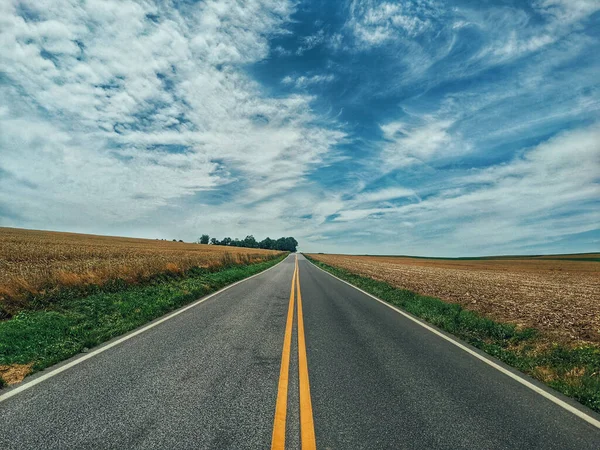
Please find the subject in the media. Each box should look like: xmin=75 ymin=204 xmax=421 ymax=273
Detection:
xmin=0 ymin=227 xmax=282 ymax=317
xmin=306 ymin=253 xmax=600 ymax=346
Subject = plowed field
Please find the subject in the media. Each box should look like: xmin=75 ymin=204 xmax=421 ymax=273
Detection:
xmin=307 ymin=253 xmax=600 ymax=345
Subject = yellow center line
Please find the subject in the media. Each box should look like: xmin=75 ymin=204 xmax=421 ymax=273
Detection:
xmin=271 ymin=256 xmax=316 ymax=449
xmin=296 ymin=257 xmax=317 ymax=450
xmin=271 ymin=259 xmax=297 ymax=450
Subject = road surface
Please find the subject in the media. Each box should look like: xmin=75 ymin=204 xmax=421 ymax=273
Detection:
xmin=1 ymin=254 xmax=599 ymax=449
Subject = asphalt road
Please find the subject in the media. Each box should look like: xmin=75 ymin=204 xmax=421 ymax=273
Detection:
xmin=1 ymin=254 xmax=599 ymax=449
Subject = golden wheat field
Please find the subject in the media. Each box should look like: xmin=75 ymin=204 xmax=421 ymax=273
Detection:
xmin=0 ymin=227 xmax=282 ymax=315
xmin=307 ymin=253 xmax=600 ymax=346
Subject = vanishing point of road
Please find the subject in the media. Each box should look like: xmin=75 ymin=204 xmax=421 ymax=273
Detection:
xmin=1 ymin=254 xmax=599 ymax=449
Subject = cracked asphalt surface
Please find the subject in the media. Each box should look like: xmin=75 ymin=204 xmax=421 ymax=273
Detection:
xmin=1 ymin=254 xmax=599 ymax=449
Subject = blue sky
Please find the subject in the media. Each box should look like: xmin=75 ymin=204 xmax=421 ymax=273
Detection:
xmin=1 ymin=0 xmax=599 ymax=256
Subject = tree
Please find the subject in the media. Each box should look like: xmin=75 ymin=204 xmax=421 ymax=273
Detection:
xmin=286 ymin=237 xmax=298 ymax=252
xmin=274 ymin=238 xmax=288 ymax=251
xmin=243 ymin=235 xmax=258 ymax=248
xmin=206 ymin=235 xmax=298 ymax=251
xmin=259 ymin=237 xmax=274 ymax=250
xmin=199 ymin=234 xmax=209 ymax=244
xmin=274 ymin=237 xmax=298 ymax=252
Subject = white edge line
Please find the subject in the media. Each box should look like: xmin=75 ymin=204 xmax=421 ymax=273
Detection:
xmin=304 ymin=257 xmax=600 ymax=430
xmin=0 ymin=255 xmax=290 ymax=403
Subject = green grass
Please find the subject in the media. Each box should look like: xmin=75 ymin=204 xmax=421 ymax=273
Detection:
xmin=305 ymin=255 xmax=600 ymax=413
xmin=0 ymin=255 xmax=286 ymax=381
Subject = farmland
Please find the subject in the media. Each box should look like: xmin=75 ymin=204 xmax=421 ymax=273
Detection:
xmin=306 ymin=253 xmax=600 ymax=346
xmin=305 ymin=253 xmax=600 ymax=412
xmin=0 ymin=227 xmax=282 ymax=317
xmin=0 ymin=227 xmax=285 ymax=386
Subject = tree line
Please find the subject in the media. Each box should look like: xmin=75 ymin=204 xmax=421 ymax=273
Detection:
xmin=198 ymin=235 xmax=298 ymax=252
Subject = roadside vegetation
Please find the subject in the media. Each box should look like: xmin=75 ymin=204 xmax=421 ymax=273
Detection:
xmin=305 ymin=255 xmax=600 ymax=414
xmin=0 ymin=253 xmax=286 ymax=386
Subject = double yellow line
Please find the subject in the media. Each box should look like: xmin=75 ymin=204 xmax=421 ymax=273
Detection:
xmin=271 ymin=256 xmax=316 ymax=450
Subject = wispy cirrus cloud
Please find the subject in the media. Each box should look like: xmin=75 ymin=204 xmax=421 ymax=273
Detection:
xmin=296 ymin=29 xmax=326 ymax=55
xmin=316 ymin=125 xmax=600 ymax=253
xmin=282 ymin=74 xmax=335 ymax=88
xmin=350 ymin=187 xmax=416 ymax=205
xmin=348 ymin=0 xmax=443 ymax=46
xmin=379 ymin=117 xmax=465 ymax=169
xmin=0 ymin=0 xmax=344 ymax=236
xmin=1 ymin=0 xmax=598 ymax=256
xmin=534 ymin=0 xmax=600 ymax=23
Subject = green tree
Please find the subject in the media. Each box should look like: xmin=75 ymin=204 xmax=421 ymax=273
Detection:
xmin=259 ymin=237 xmax=274 ymax=250
xmin=207 ymin=235 xmax=298 ymax=251
xmin=199 ymin=234 xmax=209 ymax=244
xmin=243 ymin=235 xmax=258 ymax=248
xmin=274 ymin=237 xmax=298 ymax=252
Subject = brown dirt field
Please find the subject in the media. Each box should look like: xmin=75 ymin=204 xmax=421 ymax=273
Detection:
xmin=0 ymin=227 xmax=282 ymax=314
xmin=307 ymin=254 xmax=600 ymax=346
xmin=534 ymin=254 xmax=600 ymax=260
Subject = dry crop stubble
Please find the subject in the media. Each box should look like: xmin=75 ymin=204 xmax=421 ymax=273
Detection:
xmin=0 ymin=227 xmax=282 ymax=316
xmin=306 ymin=254 xmax=600 ymax=346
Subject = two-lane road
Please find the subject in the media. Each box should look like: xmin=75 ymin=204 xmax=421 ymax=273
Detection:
xmin=1 ymin=254 xmax=599 ymax=449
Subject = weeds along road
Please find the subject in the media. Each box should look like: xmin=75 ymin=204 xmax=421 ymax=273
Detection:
xmin=1 ymin=254 xmax=599 ymax=449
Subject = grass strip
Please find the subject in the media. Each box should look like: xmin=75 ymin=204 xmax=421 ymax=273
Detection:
xmin=0 ymin=255 xmax=286 ymax=383
xmin=304 ymin=255 xmax=600 ymax=414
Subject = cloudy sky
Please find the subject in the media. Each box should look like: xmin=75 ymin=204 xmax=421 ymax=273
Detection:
xmin=1 ymin=0 xmax=599 ymax=256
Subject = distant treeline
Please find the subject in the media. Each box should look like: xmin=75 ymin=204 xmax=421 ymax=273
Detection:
xmin=198 ymin=235 xmax=298 ymax=252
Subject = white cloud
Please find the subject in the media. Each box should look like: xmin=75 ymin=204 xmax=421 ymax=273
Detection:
xmin=345 ymin=0 xmax=599 ymax=86
xmin=379 ymin=117 xmax=468 ymax=168
xmin=319 ymin=125 xmax=600 ymax=254
xmin=282 ymin=74 xmax=335 ymax=88
xmin=296 ymin=29 xmax=326 ymax=54
xmin=272 ymin=45 xmax=291 ymax=56
xmin=1 ymin=0 xmax=597 ymax=258
xmin=328 ymin=32 xmax=344 ymax=51
xmin=534 ymin=0 xmax=600 ymax=23
xmin=0 ymin=0 xmax=345 ymax=234
xmin=348 ymin=0 xmax=442 ymax=47
xmin=468 ymin=0 xmax=600 ymax=64
xmin=351 ymin=187 xmax=416 ymax=205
